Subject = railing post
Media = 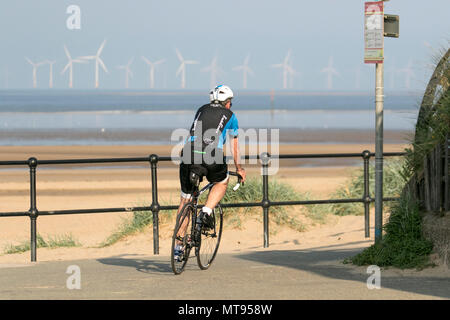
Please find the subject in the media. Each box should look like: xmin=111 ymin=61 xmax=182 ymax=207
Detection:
xmin=28 ymin=157 xmax=38 ymax=262
xmin=261 ymin=152 xmax=270 ymax=248
xmin=374 ymin=61 xmax=384 ymax=243
xmin=362 ymin=150 xmax=371 ymax=238
xmin=149 ymin=154 xmax=160 ymax=255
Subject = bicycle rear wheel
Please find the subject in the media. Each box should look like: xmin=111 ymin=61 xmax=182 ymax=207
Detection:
xmin=196 ymin=204 xmax=223 ymax=270
xmin=171 ymin=202 xmax=195 ymax=275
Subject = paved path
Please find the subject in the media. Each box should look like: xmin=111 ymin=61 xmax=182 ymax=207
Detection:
xmin=1 ymin=246 xmax=449 ymax=299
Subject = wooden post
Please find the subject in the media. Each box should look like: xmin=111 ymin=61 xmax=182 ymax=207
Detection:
xmin=423 ymin=155 xmax=431 ymax=212
xmin=416 ymin=170 xmax=423 ymax=210
xmin=411 ymin=174 xmax=418 ymax=203
xmin=433 ymin=147 xmax=438 ymax=212
xmin=435 ymin=143 xmax=442 ymax=215
xmin=445 ymin=135 xmax=449 ymax=212
xmin=431 ymin=145 xmax=437 ymax=211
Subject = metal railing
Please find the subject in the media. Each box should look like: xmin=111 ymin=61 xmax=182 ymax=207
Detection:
xmin=0 ymin=150 xmax=406 ymax=262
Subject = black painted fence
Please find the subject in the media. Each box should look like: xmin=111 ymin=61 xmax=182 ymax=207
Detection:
xmin=0 ymin=151 xmax=406 ymax=262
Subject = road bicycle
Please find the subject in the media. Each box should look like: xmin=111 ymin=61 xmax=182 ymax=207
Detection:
xmin=171 ymin=171 xmax=243 ymax=275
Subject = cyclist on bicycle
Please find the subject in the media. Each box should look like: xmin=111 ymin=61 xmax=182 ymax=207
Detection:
xmin=174 ymin=85 xmax=246 ymax=260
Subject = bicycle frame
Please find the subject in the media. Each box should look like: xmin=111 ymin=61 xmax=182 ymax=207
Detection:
xmin=191 ymin=182 xmax=214 ymax=204
xmin=185 ymin=173 xmax=239 ymax=246
xmin=171 ymin=171 xmax=242 ymax=274
xmin=189 ymin=173 xmax=241 ymax=237
xmin=189 ymin=182 xmax=216 ymax=245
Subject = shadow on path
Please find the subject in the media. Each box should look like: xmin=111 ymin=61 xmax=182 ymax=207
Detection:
xmin=235 ymin=244 xmax=450 ymax=299
xmin=95 ymin=243 xmax=450 ymax=299
xmin=97 ymin=254 xmax=173 ymax=274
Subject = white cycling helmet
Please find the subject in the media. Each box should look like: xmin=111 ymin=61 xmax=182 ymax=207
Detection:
xmin=209 ymin=85 xmax=234 ymax=103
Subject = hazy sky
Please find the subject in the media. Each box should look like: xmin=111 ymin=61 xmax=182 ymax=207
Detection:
xmin=0 ymin=0 xmax=449 ymax=91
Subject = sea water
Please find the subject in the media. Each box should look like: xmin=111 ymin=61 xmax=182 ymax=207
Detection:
xmin=0 ymin=90 xmax=420 ymax=145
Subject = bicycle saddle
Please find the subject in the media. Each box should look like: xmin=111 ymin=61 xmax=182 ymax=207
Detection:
xmin=189 ymin=165 xmax=208 ymax=187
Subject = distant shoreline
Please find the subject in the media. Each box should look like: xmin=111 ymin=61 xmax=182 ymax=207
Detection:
xmin=0 ymin=128 xmax=413 ymax=146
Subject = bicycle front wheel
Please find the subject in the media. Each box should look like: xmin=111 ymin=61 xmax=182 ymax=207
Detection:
xmin=196 ymin=204 xmax=223 ymax=270
xmin=171 ymin=202 xmax=194 ymax=275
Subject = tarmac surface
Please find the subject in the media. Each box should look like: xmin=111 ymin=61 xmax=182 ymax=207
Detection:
xmin=1 ymin=245 xmax=449 ymax=300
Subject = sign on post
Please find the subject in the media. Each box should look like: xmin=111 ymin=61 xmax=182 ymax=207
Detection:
xmin=384 ymin=14 xmax=399 ymax=38
xmin=364 ymin=2 xmax=384 ymax=64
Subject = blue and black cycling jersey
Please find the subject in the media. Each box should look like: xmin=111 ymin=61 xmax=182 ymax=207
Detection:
xmin=186 ymin=102 xmax=239 ymax=151
xmin=180 ymin=102 xmax=238 ymax=180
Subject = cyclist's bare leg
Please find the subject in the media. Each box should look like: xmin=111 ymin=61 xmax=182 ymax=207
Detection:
xmin=177 ymin=196 xmax=190 ymax=215
xmin=176 ymin=196 xmax=191 ymax=245
xmin=204 ymin=178 xmax=229 ymax=211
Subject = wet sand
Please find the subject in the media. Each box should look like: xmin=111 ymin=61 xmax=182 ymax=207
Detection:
xmin=0 ymin=128 xmax=413 ymax=145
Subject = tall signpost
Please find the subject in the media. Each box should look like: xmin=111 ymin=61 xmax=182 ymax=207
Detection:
xmin=364 ymin=1 xmax=398 ymax=243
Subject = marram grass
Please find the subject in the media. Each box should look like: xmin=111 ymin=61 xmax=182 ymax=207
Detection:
xmin=3 ymin=233 xmax=80 ymax=255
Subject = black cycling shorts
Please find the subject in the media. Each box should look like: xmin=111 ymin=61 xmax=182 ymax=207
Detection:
xmin=179 ymin=160 xmax=228 ymax=195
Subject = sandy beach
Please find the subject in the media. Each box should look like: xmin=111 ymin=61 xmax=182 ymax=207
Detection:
xmin=0 ymin=142 xmax=410 ymax=264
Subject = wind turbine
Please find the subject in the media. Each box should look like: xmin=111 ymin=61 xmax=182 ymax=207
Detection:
xmin=25 ymin=58 xmax=46 ymax=88
xmin=61 ymin=45 xmax=86 ymax=88
xmin=163 ymin=68 xmax=168 ymax=89
xmin=271 ymin=49 xmax=292 ymax=89
xmin=286 ymin=63 xmax=299 ymax=89
xmin=175 ymin=48 xmax=198 ymax=89
xmin=80 ymin=40 xmax=108 ymax=88
xmin=45 ymin=60 xmax=56 ymax=88
xmin=117 ymin=58 xmax=133 ymax=89
xmin=141 ymin=56 xmax=165 ymax=89
xmin=397 ymin=59 xmax=415 ymax=90
xmin=201 ymin=55 xmax=225 ymax=88
xmin=320 ymin=56 xmax=339 ymax=90
xmin=233 ymin=53 xmax=254 ymax=89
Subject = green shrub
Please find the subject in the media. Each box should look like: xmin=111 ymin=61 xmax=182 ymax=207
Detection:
xmin=345 ymin=192 xmax=433 ymax=269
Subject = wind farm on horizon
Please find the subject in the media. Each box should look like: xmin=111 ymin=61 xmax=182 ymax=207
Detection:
xmin=12 ymin=39 xmax=418 ymax=91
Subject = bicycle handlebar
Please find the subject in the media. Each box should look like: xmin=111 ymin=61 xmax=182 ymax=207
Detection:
xmin=228 ymin=171 xmax=244 ymax=191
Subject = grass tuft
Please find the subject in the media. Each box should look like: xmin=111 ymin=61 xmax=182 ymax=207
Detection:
xmin=101 ymin=177 xmax=314 ymax=246
xmin=328 ymin=158 xmax=407 ymax=216
xmin=221 ymin=176 xmax=311 ymax=231
xmin=99 ymin=202 xmax=177 ymax=247
xmin=3 ymin=233 xmax=80 ymax=255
